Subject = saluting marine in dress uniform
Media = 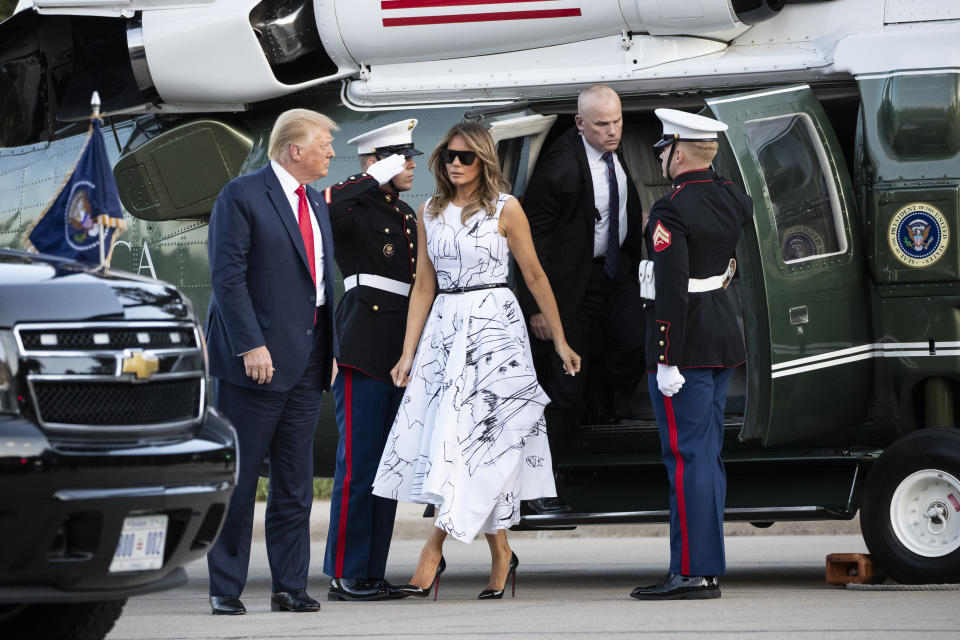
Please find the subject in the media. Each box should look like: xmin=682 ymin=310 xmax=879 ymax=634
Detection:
xmin=322 ymin=120 xmax=421 ymax=601
xmin=630 ymin=109 xmax=752 ymax=601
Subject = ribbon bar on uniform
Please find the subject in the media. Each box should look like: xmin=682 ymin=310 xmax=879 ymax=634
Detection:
xmin=343 ymin=273 xmax=411 ymax=297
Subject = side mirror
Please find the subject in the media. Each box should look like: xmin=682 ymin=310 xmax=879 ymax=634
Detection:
xmin=114 ymin=120 xmax=252 ymax=221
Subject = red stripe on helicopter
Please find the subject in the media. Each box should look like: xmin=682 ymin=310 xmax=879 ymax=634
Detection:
xmin=383 ymin=0 xmax=554 ymax=8
xmin=383 ymin=8 xmax=581 ymax=26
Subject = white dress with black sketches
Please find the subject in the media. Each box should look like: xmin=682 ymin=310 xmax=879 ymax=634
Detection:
xmin=372 ymin=194 xmax=556 ymax=542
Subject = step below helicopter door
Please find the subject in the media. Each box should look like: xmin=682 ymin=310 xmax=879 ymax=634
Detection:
xmin=706 ymin=86 xmax=872 ymax=446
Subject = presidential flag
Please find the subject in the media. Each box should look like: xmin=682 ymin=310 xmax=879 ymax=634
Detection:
xmin=23 ymin=117 xmax=126 ymax=265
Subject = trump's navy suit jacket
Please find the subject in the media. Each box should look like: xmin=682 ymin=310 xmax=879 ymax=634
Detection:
xmin=205 ymin=164 xmax=338 ymax=392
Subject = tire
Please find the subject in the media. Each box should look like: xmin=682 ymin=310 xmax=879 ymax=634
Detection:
xmin=3 ymin=599 xmax=126 ymax=640
xmin=860 ymin=428 xmax=960 ymax=584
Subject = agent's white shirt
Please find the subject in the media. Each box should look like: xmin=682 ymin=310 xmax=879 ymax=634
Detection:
xmin=271 ymin=160 xmax=326 ymax=306
xmin=582 ymin=135 xmax=628 ymax=258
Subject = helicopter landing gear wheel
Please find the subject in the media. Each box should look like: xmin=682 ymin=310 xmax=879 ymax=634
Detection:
xmin=860 ymin=429 xmax=960 ymax=584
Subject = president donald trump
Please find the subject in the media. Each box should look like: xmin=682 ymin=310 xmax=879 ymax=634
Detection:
xmin=205 ymin=109 xmax=339 ymax=615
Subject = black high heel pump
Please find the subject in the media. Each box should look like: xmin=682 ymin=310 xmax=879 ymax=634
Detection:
xmin=478 ymin=551 xmax=519 ymax=600
xmin=396 ymin=556 xmax=446 ymax=600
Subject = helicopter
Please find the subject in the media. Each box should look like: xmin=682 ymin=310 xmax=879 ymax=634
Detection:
xmin=1 ymin=0 xmax=959 ymax=584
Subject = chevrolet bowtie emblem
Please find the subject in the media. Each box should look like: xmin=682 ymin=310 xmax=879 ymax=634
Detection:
xmin=121 ymin=351 xmax=159 ymax=380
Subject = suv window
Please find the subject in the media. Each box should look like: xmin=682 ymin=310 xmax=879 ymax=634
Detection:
xmin=743 ymin=113 xmax=847 ymax=264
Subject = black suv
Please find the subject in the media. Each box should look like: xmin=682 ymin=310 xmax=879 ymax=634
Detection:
xmin=0 ymin=249 xmax=236 ymax=639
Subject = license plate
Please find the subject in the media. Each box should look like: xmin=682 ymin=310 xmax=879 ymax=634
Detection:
xmin=109 ymin=515 xmax=168 ymax=573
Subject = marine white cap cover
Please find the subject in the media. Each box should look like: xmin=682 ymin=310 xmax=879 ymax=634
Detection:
xmin=348 ymin=119 xmax=422 ymax=156
xmin=653 ymin=108 xmax=728 ymax=148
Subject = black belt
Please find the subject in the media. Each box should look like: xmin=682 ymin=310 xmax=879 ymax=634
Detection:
xmin=438 ymin=283 xmax=508 ymax=294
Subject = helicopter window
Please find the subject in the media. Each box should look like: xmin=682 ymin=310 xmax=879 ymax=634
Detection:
xmin=743 ymin=113 xmax=848 ymax=264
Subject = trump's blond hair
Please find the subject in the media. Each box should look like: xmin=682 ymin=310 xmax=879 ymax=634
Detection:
xmin=268 ymin=109 xmax=339 ymax=162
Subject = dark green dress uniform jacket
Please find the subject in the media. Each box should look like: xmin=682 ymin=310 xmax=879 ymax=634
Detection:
xmin=324 ymin=174 xmax=417 ymax=381
xmin=644 ymin=168 xmax=752 ymax=371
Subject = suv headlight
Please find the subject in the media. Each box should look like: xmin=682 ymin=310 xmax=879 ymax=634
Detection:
xmin=0 ymin=331 xmax=19 ymax=414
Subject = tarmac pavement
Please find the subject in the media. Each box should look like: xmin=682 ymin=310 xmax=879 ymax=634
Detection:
xmin=106 ymin=503 xmax=960 ymax=640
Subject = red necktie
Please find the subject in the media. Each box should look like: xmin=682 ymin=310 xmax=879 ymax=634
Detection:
xmin=295 ymin=185 xmax=317 ymax=322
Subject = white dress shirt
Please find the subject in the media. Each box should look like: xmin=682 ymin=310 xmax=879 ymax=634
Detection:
xmin=271 ymin=160 xmax=326 ymax=306
xmin=582 ymin=135 xmax=628 ymax=258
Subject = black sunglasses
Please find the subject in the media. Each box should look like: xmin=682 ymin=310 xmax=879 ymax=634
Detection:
xmin=440 ymin=148 xmax=477 ymax=165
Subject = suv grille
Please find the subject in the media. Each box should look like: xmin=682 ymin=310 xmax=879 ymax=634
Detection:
xmin=14 ymin=321 xmax=206 ymax=441
xmin=33 ymin=379 xmax=202 ymax=426
xmin=19 ymin=327 xmax=197 ymax=351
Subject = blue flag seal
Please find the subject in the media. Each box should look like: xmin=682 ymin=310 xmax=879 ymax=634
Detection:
xmin=23 ymin=118 xmax=126 ymax=264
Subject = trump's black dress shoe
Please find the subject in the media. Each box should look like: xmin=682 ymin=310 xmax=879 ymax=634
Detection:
xmin=270 ymin=588 xmax=322 ymax=612
xmin=524 ymin=497 xmax=575 ymax=515
xmin=209 ymin=595 xmax=245 ymax=615
xmin=328 ymin=578 xmax=406 ymax=601
xmin=630 ymin=573 xmax=721 ymax=600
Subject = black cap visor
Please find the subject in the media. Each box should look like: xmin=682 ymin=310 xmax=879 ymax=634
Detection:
xmin=370 ymin=143 xmax=423 ymax=158
xmin=653 ymin=134 xmax=718 ymax=150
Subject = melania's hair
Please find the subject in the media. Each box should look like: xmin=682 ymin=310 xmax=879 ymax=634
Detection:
xmin=427 ymin=122 xmax=510 ymax=223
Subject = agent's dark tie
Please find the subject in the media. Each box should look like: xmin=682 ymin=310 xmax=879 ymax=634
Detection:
xmin=602 ymin=151 xmax=620 ymax=279
xmin=295 ymin=185 xmax=317 ymax=322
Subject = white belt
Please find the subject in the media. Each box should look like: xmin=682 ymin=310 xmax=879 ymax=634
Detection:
xmin=639 ymin=258 xmax=736 ymax=300
xmin=343 ymin=273 xmax=411 ymax=297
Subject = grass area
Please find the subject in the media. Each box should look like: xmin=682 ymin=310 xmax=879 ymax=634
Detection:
xmin=256 ymin=477 xmax=334 ymax=501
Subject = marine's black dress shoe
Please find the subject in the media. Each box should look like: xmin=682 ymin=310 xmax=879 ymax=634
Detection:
xmin=209 ymin=595 xmax=245 ymax=615
xmin=369 ymin=578 xmax=410 ymax=600
xmin=270 ymin=588 xmax=322 ymax=612
xmin=328 ymin=578 xmax=406 ymax=601
xmin=525 ymin=497 xmax=575 ymax=515
xmin=630 ymin=573 xmax=721 ymax=600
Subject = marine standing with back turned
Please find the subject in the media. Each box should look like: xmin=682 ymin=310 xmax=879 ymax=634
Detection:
xmin=630 ymin=108 xmax=752 ymax=601
xmin=321 ymin=120 xmax=421 ymax=601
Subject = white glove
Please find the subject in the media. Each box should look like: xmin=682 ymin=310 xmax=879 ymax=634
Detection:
xmin=656 ymin=364 xmax=685 ymax=397
xmin=366 ymin=154 xmax=406 ymax=185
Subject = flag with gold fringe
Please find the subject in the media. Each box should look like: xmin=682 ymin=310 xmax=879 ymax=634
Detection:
xmin=23 ymin=116 xmax=126 ymax=265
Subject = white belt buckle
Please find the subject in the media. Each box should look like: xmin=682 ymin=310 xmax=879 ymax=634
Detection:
xmin=721 ymin=258 xmax=737 ymax=289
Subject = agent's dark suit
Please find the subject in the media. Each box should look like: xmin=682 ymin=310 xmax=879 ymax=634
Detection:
xmin=518 ymin=126 xmax=646 ymax=461
xmin=205 ymin=164 xmax=337 ymax=597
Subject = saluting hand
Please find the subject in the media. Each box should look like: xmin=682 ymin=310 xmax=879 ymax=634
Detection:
xmin=243 ymin=345 xmax=274 ymax=385
xmin=367 ymin=154 xmax=406 ymax=186
xmin=391 ymin=353 xmax=414 ymax=388
xmin=555 ymin=341 xmax=581 ymax=377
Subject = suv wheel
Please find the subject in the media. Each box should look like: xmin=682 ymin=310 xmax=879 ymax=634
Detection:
xmin=860 ymin=428 xmax=960 ymax=584
xmin=2 ymin=599 xmax=126 ymax=640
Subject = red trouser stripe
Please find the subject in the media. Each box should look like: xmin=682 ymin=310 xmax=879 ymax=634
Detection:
xmin=664 ymin=396 xmax=690 ymax=575
xmin=334 ymin=368 xmax=354 ymax=577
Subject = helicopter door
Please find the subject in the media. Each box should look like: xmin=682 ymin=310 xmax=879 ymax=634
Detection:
xmin=706 ymin=86 xmax=872 ymax=446
xmin=484 ymin=112 xmax=558 ymax=196
xmin=479 ymin=111 xmax=558 ymax=288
